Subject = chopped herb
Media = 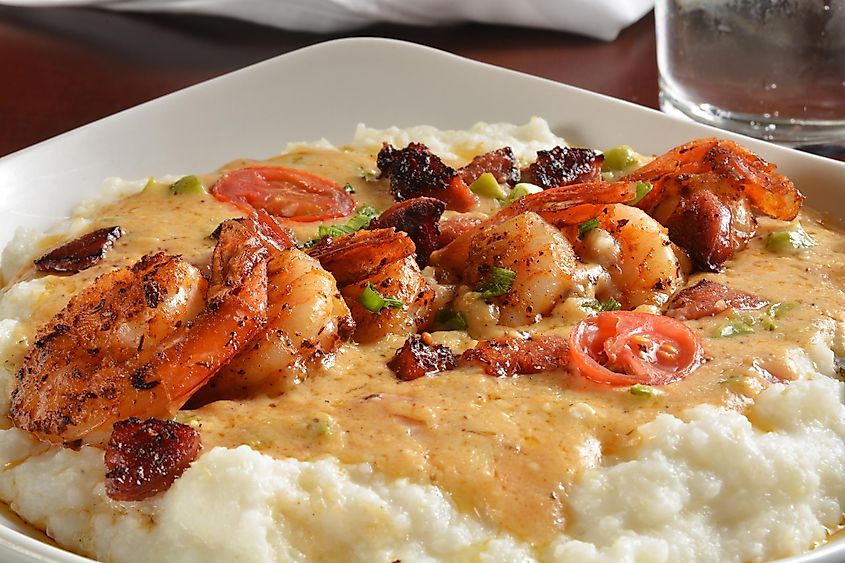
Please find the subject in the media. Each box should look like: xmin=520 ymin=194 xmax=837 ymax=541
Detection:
xmin=628 ymin=181 xmax=653 ymax=206
xmin=359 ymin=167 xmax=378 ymax=181
xmin=584 ymin=297 xmax=622 ymax=312
xmin=318 ymin=224 xmax=350 ymax=239
xmin=359 ymin=282 xmax=404 ymax=313
xmin=714 ymin=302 xmax=796 ymax=337
xmin=578 ymin=217 xmax=600 ymax=237
xmin=476 ymin=266 xmax=516 ymax=299
xmin=345 ymin=204 xmax=379 ymax=230
xmin=765 ymin=224 xmax=816 ymax=253
xmin=343 ymin=182 xmax=356 ymax=194
xmin=629 ymin=384 xmax=658 ymax=397
xmin=304 ymin=204 xmax=380 ymax=247
xmin=434 ymin=309 xmax=468 ymax=331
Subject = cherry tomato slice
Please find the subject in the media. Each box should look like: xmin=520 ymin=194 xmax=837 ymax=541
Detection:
xmin=569 ymin=311 xmax=703 ymax=386
xmin=211 ymin=166 xmax=355 ymax=222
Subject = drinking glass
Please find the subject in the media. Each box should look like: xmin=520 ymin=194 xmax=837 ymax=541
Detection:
xmin=655 ymin=0 xmax=845 ymax=152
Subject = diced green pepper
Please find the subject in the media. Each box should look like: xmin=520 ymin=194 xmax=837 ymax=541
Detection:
xmin=143 ymin=176 xmax=158 ymax=193
xmin=601 ymin=145 xmax=638 ymax=172
xmin=503 ymin=182 xmax=543 ymax=205
xmin=714 ymin=317 xmax=755 ymax=338
xmin=469 ymin=172 xmax=508 ymax=199
xmin=765 ymin=224 xmax=815 ymax=253
xmin=629 ymin=384 xmax=658 ymax=397
xmin=170 ymin=175 xmax=207 ymax=195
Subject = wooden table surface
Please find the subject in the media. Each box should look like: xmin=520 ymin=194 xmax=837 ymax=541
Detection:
xmin=0 ymin=6 xmax=658 ymax=158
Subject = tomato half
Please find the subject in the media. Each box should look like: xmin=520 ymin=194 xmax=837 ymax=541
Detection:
xmin=568 ymin=311 xmax=703 ymax=386
xmin=211 ymin=166 xmax=355 ymax=222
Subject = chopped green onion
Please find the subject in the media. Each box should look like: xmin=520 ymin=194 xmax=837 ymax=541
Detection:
xmin=343 ymin=183 xmax=356 ymax=194
xmin=170 ymin=175 xmax=207 ymax=195
xmin=578 ymin=217 xmax=600 ymax=237
xmin=469 ymin=172 xmax=508 ymax=199
xmin=584 ymin=297 xmax=622 ymax=312
xmin=627 ymin=181 xmax=653 ymax=206
xmin=502 ymin=182 xmax=543 ymax=206
xmin=305 ymin=204 xmax=380 ymax=247
xmin=434 ymin=309 xmax=468 ymax=331
xmin=358 ymin=283 xmax=404 ymax=313
xmin=629 ymin=384 xmax=658 ymax=397
xmin=476 ymin=266 xmax=516 ymax=299
xmin=713 ymin=302 xmax=796 ymax=338
xmin=601 ymin=145 xmax=638 ymax=172
xmin=317 ymin=225 xmax=349 ymax=238
xmin=358 ymin=167 xmax=378 ymax=181
xmin=345 ymin=204 xmax=379 ymax=230
xmin=765 ymin=225 xmax=815 ymax=253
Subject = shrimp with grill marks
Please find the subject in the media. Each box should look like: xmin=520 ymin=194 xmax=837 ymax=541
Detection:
xmin=193 ymin=245 xmax=354 ymax=402
xmin=309 ymin=228 xmax=435 ymax=344
xmin=10 ymin=221 xmax=269 ymax=447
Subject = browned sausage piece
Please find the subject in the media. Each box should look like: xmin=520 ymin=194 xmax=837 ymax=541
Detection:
xmin=105 ymin=417 xmax=202 ymax=501
xmin=520 ymin=147 xmax=603 ymax=189
xmin=388 ymin=333 xmax=457 ymax=381
xmin=667 ymin=279 xmax=768 ymax=320
xmin=34 ymin=226 xmax=123 ymax=273
xmin=461 ymin=335 xmax=569 ymax=377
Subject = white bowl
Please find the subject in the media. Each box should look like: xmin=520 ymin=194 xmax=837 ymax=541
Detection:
xmin=0 ymin=37 xmax=843 ymax=563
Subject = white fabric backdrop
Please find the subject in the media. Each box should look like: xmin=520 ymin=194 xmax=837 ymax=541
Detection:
xmin=0 ymin=0 xmax=654 ymax=41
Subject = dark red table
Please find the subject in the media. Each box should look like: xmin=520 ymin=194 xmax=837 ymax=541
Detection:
xmin=0 ymin=6 xmax=658 ymax=158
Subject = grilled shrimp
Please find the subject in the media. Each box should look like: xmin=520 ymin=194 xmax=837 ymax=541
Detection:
xmin=308 ymin=228 xmax=435 ymax=343
xmin=579 ymin=204 xmax=684 ymax=309
xmin=10 ymin=222 xmax=269 ymax=446
xmin=342 ymin=256 xmax=435 ymax=343
xmin=462 ymin=212 xmax=578 ymax=326
xmin=627 ymin=138 xmax=802 ymax=221
xmin=431 ymin=181 xmax=640 ymax=275
xmin=625 ymin=138 xmax=802 ymax=270
xmin=194 ymin=247 xmax=353 ymax=401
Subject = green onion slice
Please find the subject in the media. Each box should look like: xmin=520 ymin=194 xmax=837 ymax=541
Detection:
xmin=359 ymin=282 xmax=404 ymax=313
xmin=434 ymin=309 xmax=468 ymax=331
xmin=305 ymin=204 xmax=379 ymax=247
xmin=627 ymin=181 xmax=652 ymax=206
xmin=584 ymin=297 xmax=622 ymax=312
xmin=476 ymin=266 xmax=516 ymax=299
xmin=578 ymin=217 xmax=600 ymax=237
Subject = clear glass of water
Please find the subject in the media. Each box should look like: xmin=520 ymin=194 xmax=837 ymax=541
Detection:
xmin=656 ymin=0 xmax=845 ymax=152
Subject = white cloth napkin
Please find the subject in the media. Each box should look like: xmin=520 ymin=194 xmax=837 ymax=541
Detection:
xmin=2 ymin=0 xmax=654 ymax=41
